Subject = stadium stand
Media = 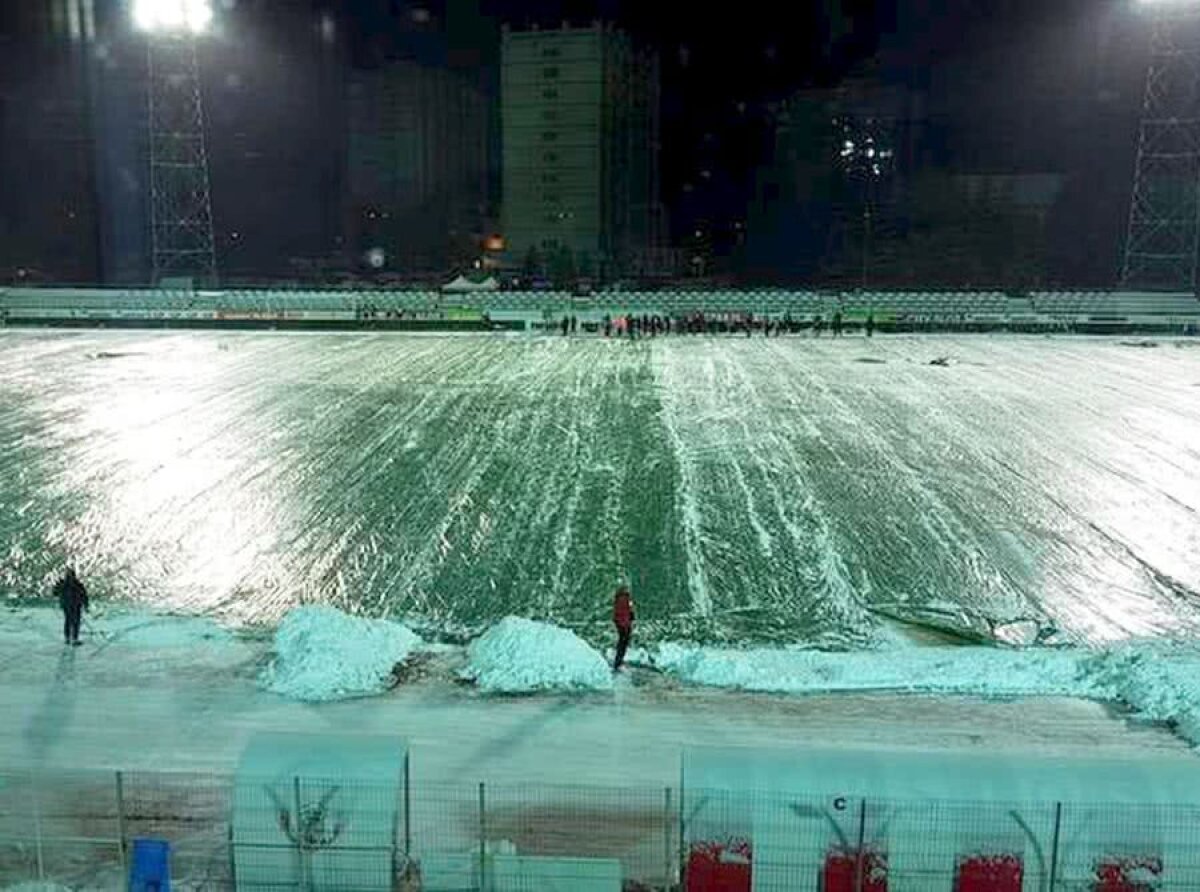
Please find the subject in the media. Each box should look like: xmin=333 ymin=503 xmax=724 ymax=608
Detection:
xmin=2 ymin=286 xmax=1198 ymax=333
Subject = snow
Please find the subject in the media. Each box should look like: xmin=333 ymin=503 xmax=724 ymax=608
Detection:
xmin=8 ymin=599 xmax=1200 ymax=759
xmin=461 ymin=616 xmax=613 ymax=693
xmin=0 ymin=606 xmax=233 ymax=650
xmin=88 ymin=611 xmax=234 ymax=648
xmin=1124 ymin=865 xmax=1163 ymax=884
xmin=2 ymin=884 xmax=74 ymax=892
xmin=651 ymin=638 xmax=1200 ymax=750
xmin=259 ymin=605 xmax=421 ymax=702
xmin=1082 ymin=641 xmax=1200 ymax=743
xmin=652 ymin=642 xmax=1090 ymax=698
xmin=0 ymin=602 xmax=1191 ymax=788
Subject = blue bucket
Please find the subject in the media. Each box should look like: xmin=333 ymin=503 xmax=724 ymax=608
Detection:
xmin=129 ymin=837 xmax=170 ymax=891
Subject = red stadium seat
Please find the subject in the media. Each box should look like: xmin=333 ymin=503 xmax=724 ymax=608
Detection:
xmin=686 ymin=840 xmax=752 ymax=892
xmin=823 ymin=849 xmax=888 ymax=891
xmin=956 ymin=854 xmax=1023 ymax=891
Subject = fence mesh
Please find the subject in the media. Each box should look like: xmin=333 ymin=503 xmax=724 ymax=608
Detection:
xmin=4 ymin=768 xmax=1200 ymax=890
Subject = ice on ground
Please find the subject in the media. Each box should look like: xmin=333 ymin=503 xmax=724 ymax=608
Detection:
xmin=461 ymin=616 xmax=613 ymax=693
xmin=259 ymin=605 xmax=420 ymax=702
xmin=90 ymin=611 xmax=234 ymax=648
xmin=8 ymin=332 xmax=1200 ymax=649
xmin=0 ymin=605 xmax=233 ymax=650
xmin=2 ymin=884 xmax=74 ymax=892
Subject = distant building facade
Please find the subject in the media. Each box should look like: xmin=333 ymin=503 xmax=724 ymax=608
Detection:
xmin=746 ymin=75 xmax=921 ymax=285
xmin=501 ymin=25 xmax=664 ymax=281
xmin=346 ymin=59 xmax=489 ymax=275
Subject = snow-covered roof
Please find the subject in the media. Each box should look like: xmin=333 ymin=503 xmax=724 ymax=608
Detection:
xmin=442 ymin=275 xmax=499 ymax=293
xmin=237 ymin=731 xmax=407 ymax=783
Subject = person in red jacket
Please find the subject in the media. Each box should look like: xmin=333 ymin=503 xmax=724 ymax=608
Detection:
xmin=612 ymin=585 xmax=634 ymax=671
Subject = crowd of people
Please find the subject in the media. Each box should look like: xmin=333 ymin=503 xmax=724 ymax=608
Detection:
xmin=560 ymin=310 xmax=875 ymax=338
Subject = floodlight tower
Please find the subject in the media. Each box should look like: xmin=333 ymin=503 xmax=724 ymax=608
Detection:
xmin=1121 ymin=0 xmax=1200 ymax=291
xmin=135 ymin=0 xmax=218 ymax=287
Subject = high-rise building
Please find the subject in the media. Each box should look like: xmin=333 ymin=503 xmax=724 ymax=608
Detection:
xmin=347 ymin=60 xmax=489 ymax=275
xmin=501 ymin=24 xmax=663 ymax=281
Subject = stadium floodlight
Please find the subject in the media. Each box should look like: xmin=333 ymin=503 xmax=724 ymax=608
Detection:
xmin=138 ymin=0 xmax=219 ymax=285
xmin=1122 ymin=0 xmax=1200 ymax=289
xmin=133 ymin=0 xmax=213 ymax=35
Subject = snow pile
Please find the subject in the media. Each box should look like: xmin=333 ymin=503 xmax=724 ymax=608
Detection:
xmin=652 ymin=639 xmax=1200 ymax=749
xmin=652 ymin=643 xmax=1093 ymax=699
xmin=1080 ymin=642 xmax=1200 ymax=743
xmin=260 ymin=605 xmax=421 ymax=702
xmin=2 ymin=883 xmax=74 ymax=892
xmin=462 ymin=616 xmax=613 ymax=693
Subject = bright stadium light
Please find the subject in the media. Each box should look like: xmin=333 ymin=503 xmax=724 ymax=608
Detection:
xmin=133 ymin=0 xmax=213 ymax=34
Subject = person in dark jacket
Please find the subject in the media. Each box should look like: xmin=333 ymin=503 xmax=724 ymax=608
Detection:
xmin=612 ymin=586 xmax=635 ymax=671
xmin=866 ymin=313 xmax=875 ymax=338
xmin=54 ymin=566 xmax=88 ymax=646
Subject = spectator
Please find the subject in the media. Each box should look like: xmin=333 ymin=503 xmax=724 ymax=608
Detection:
xmin=53 ymin=566 xmax=89 ymax=646
xmin=612 ymin=586 xmax=635 ymax=671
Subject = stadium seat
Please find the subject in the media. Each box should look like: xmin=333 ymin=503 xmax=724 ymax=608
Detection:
xmin=955 ymin=854 xmax=1022 ymax=892
xmin=823 ymin=849 xmax=887 ymax=892
xmin=685 ymin=841 xmax=752 ymax=892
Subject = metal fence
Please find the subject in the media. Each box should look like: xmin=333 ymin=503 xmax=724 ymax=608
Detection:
xmin=2 ymin=768 xmax=1199 ymax=890
xmin=0 ymin=769 xmax=676 ymax=891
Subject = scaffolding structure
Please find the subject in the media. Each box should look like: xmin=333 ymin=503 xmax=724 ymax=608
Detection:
xmin=146 ymin=34 xmax=217 ymax=286
xmin=1122 ymin=6 xmax=1200 ymax=292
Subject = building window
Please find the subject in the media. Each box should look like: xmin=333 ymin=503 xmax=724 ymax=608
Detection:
xmin=542 ymin=109 xmax=559 ymax=122
xmin=542 ymin=88 xmax=558 ymax=99
xmin=542 ymin=66 xmax=559 ymax=78
xmin=543 ymin=152 xmax=559 ymax=162
xmin=544 ymin=193 xmax=561 ymax=204
xmin=542 ymin=131 xmax=558 ymax=142
xmin=542 ymin=174 xmax=559 ymax=184
xmin=542 ymin=47 xmax=560 ymax=58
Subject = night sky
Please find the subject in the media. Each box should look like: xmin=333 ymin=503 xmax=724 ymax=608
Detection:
xmin=476 ymin=0 xmax=1137 ymax=222
xmin=346 ymin=0 xmax=1145 ymax=275
xmin=0 ymin=0 xmax=1155 ymax=284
